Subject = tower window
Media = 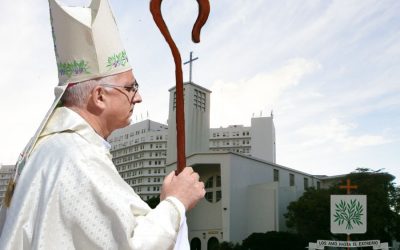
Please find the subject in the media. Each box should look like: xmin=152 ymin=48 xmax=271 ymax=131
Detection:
xmin=193 ymin=89 xmax=206 ymax=111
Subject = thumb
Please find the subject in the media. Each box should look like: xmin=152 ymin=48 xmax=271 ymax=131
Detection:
xmin=163 ymin=170 xmax=175 ymax=184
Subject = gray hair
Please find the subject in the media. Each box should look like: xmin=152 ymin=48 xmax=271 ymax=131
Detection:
xmin=61 ymin=74 xmax=118 ymax=107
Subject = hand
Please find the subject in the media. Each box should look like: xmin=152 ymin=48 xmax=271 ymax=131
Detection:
xmin=160 ymin=167 xmax=205 ymax=211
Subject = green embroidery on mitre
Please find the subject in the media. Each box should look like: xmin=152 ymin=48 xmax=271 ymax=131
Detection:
xmin=106 ymin=50 xmax=129 ymax=70
xmin=58 ymin=60 xmax=90 ymax=78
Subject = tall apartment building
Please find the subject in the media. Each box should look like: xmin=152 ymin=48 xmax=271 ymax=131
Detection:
xmin=209 ymin=116 xmax=276 ymax=163
xmin=0 ymin=164 xmax=15 ymax=206
xmin=107 ymin=120 xmax=168 ymax=201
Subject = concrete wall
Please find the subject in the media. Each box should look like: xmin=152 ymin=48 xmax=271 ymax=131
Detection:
xmin=246 ymin=182 xmax=278 ymax=235
xmin=228 ymin=154 xmax=276 ymax=242
xmin=250 ymin=117 xmax=276 ymax=163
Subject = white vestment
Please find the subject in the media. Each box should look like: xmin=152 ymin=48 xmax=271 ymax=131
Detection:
xmin=0 ymin=107 xmax=189 ymax=250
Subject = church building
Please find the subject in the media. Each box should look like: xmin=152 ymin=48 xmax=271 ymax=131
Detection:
xmin=165 ymin=81 xmax=324 ymax=249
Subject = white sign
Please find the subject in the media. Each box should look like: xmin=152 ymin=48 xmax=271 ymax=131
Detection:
xmin=317 ymin=240 xmax=379 ymax=248
xmin=331 ymin=195 xmax=367 ymax=234
xmin=308 ymin=240 xmax=389 ymax=250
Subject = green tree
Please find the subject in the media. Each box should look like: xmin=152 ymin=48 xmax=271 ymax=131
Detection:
xmin=345 ymin=168 xmax=399 ymax=242
xmin=218 ymin=241 xmax=242 ymax=250
xmin=285 ymin=188 xmax=332 ymax=241
xmin=241 ymin=231 xmax=306 ymax=250
xmin=217 ymin=232 xmax=306 ymax=250
xmin=285 ymin=168 xmax=400 ymax=243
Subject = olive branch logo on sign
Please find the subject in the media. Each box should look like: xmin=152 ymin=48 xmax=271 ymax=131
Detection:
xmin=331 ymin=195 xmax=367 ymax=234
xmin=333 ymin=199 xmax=364 ymax=230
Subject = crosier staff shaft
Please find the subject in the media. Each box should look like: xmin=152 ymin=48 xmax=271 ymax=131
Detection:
xmin=150 ymin=0 xmax=210 ymax=175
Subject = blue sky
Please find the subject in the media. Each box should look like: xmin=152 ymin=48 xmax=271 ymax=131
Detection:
xmin=0 ymin=0 xmax=399 ymax=182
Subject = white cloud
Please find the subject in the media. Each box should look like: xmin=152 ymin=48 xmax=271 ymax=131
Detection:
xmin=210 ymin=58 xmax=321 ymax=127
xmin=297 ymin=118 xmax=391 ymax=152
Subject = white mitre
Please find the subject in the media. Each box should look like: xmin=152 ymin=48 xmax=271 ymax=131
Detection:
xmin=50 ymin=0 xmax=131 ymax=85
xmin=14 ymin=0 xmax=131 ymax=179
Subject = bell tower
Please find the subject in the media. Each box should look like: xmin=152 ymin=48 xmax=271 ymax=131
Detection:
xmin=166 ymin=81 xmax=211 ymax=164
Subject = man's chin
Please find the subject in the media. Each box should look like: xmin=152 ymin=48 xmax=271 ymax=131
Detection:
xmin=116 ymin=118 xmax=132 ymax=130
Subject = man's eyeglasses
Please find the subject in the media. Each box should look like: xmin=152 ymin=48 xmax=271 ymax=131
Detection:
xmin=100 ymin=81 xmax=139 ymax=103
xmin=100 ymin=81 xmax=139 ymax=94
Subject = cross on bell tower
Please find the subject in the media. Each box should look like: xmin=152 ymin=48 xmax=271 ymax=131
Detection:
xmin=183 ymin=51 xmax=198 ymax=83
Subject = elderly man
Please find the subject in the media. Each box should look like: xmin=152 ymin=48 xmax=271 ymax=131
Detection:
xmin=0 ymin=0 xmax=204 ymax=249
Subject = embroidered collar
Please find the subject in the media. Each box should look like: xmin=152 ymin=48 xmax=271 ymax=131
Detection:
xmin=40 ymin=107 xmax=111 ymax=153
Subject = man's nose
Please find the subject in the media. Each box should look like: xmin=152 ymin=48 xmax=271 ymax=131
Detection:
xmin=131 ymin=91 xmax=142 ymax=104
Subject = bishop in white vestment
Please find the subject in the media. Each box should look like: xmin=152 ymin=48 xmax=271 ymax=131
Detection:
xmin=0 ymin=107 xmax=187 ymax=249
xmin=0 ymin=0 xmax=204 ymax=249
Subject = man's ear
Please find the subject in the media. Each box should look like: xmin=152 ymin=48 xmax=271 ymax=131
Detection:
xmin=89 ymin=85 xmax=107 ymax=110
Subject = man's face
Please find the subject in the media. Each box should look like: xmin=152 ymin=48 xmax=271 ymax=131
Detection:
xmin=103 ymin=70 xmax=142 ymax=131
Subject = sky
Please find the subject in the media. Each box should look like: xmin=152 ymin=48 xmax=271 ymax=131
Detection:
xmin=0 ymin=0 xmax=399 ymax=182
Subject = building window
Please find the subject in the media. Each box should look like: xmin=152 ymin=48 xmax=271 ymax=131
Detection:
xmin=204 ymin=175 xmax=222 ymax=203
xmin=193 ymin=89 xmax=206 ymax=111
xmin=317 ymin=181 xmax=321 ymax=190
xmin=205 ymin=192 xmax=213 ymax=203
xmin=173 ymin=92 xmax=176 ymax=111
xmin=216 ymin=176 xmax=221 ymax=187
xmin=205 ymin=177 xmax=213 ymax=189
xmin=273 ymin=169 xmax=279 ymax=182
xmin=216 ymin=191 xmax=222 ymax=202
xmin=304 ymin=178 xmax=309 ymax=189
xmin=290 ymin=174 xmax=295 ymax=186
